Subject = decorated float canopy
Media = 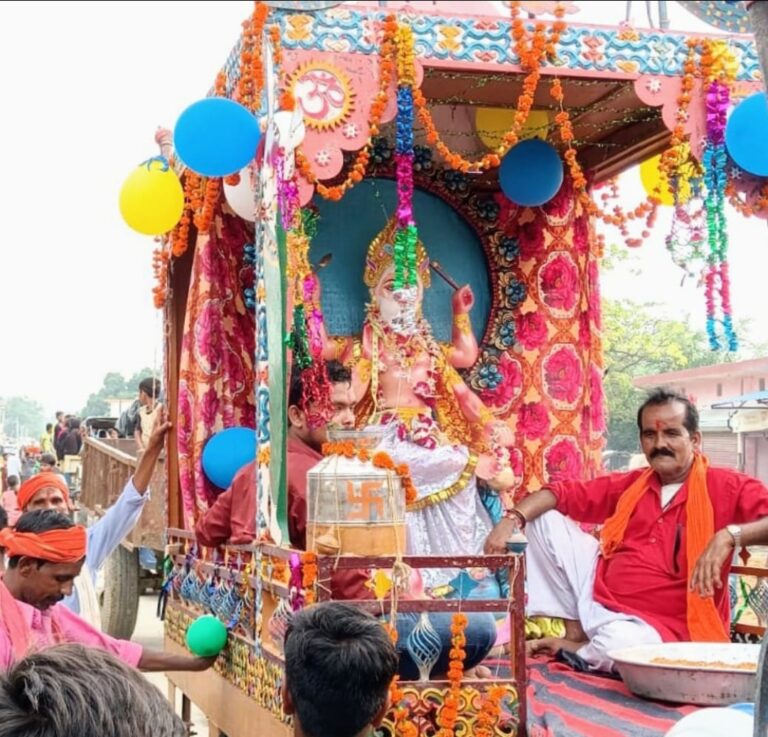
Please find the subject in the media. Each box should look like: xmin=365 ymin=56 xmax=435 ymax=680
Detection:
xmin=138 ymin=0 xmax=763 ymax=531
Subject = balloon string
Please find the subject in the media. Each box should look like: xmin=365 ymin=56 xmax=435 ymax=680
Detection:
xmin=140 ymin=156 xmax=170 ymax=172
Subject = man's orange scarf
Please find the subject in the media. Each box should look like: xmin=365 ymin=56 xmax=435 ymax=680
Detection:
xmin=599 ymin=454 xmax=729 ymax=642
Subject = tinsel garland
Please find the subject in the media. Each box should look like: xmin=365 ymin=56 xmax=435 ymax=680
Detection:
xmin=702 ymin=80 xmax=738 ymax=352
xmin=393 ymin=23 xmax=418 ymax=291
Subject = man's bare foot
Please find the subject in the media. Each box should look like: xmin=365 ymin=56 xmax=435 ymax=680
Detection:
xmin=564 ymin=618 xmax=587 ymax=642
xmin=525 ymin=636 xmax=587 ymax=658
xmin=469 ymin=665 xmax=493 ymax=679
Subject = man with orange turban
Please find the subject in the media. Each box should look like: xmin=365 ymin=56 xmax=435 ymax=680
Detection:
xmin=15 ymin=412 xmax=170 ymax=628
xmin=0 ymin=509 xmax=215 ymax=673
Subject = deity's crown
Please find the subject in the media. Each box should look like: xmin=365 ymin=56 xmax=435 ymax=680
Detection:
xmin=363 ymin=216 xmax=431 ymax=289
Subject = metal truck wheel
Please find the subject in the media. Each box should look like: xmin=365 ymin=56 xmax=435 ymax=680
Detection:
xmin=100 ymin=545 xmax=140 ymax=639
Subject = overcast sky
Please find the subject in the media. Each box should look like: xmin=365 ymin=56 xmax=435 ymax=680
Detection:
xmin=0 ymin=0 xmax=764 ymax=419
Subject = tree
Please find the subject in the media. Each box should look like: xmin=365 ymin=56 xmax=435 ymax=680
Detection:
xmin=1 ymin=396 xmax=46 ymax=441
xmin=602 ymin=299 xmax=766 ymax=452
xmin=79 ymin=367 xmax=154 ymax=418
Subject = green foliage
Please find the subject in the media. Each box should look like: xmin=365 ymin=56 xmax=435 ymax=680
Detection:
xmin=1 ymin=396 xmax=46 ymax=440
xmin=79 ymin=367 xmax=154 ymax=418
xmin=602 ymin=300 xmax=764 ymax=452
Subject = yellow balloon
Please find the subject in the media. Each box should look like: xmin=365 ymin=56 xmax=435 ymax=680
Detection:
xmin=639 ymin=154 xmax=675 ymax=207
xmin=119 ymin=158 xmax=185 ymax=236
xmin=476 ymin=107 xmax=551 ymax=149
xmin=522 ymin=110 xmax=551 ymax=141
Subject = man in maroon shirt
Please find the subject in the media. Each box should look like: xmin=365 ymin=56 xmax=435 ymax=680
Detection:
xmin=195 ymin=361 xmax=355 ymax=549
xmin=485 ymin=387 xmax=768 ymax=671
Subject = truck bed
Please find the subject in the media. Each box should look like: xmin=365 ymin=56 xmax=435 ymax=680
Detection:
xmin=79 ymin=436 xmax=166 ymax=551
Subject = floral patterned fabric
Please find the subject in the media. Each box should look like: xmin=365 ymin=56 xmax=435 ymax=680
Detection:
xmin=486 ymin=178 xmax=605 ymax=493
xmin=177 ymin=212 xmax=257 ymax=528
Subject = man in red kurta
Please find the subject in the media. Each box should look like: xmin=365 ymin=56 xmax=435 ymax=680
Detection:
xmin=485 ymin=387 xmax=768 ymax=671
xmin=194 ymin=360 xmax=356 ymax=553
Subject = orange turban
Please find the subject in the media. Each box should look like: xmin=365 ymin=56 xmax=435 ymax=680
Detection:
xmin=17 ymin=473 xmax=70 ymax=511
xmin=0 ymin=526 xmax=87 ymax=563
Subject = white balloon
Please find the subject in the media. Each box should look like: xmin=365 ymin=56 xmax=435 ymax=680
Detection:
xmin=665 ymin=707 xmax=752 ymax=737
xmin=223 ymin=166 xmax=256 ymax=222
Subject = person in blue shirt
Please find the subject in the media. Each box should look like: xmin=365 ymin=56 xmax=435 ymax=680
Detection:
xmin=15 ymin=412 xmax=169 ymax=628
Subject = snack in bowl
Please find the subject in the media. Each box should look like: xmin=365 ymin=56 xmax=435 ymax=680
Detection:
xmin=609 ymin=642 xmax=759 ymax=705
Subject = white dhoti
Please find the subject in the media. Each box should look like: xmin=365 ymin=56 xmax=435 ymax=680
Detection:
xmin=377 ymin=426 xmax=493 ymax=590
xmin=526 ymin=510 xmax=662 ymax=671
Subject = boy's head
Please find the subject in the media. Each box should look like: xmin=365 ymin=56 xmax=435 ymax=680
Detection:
xmin=138 ymin=378 xmax=161 ymax=405
xmin=283 ymin=602 xmax=397 ymax=737
xmin=6 ymin=476 xmax=19 ymax=491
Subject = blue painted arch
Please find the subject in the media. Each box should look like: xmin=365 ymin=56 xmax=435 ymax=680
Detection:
xmin=310 ymin=178 xmax=491 ymax=344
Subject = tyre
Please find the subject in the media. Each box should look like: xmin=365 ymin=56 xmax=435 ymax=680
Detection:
xmin=100 ymin=545 xmax=140 ymax=639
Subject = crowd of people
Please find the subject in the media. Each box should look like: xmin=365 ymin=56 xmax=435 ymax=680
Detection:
xmin=1 ymin=365 xmax=768 ymax=737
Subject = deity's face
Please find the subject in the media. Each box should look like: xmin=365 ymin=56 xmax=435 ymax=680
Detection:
xmin=372 ymin=267 xmax=424 ymax=334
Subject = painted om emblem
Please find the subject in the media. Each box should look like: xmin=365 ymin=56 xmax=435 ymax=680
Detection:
xmin=291 ymin=61 xmax=354 ymax=131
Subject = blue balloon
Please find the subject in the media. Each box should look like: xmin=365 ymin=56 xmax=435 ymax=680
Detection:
xmin=725 ymin=92 xmax=768 ymax=177
xmin=499 ymin=139 xmax=564 ymax=207
xmin=174 ymin=98 xmax=261 ymax=177
xmin=202 ymin=427 xmax=257 ymax=490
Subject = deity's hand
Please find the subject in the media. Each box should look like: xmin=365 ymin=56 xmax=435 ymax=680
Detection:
xmin=484 ymin=420 xmax=514 ymax=448
xmin=486 ymin=466 xmax=516 ymax=491
xmin=452 ymin=285 xmax=475 ymax=314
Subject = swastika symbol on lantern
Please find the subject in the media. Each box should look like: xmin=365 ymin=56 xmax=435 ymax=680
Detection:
xmin=345 ymin=480 xmax=384 ymax=521
xmin=290 ymin=61 xmax=354 ymax=131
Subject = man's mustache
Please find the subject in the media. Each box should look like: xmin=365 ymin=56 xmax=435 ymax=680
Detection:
xmin=650 ymin=448 xmax=675 ymax=459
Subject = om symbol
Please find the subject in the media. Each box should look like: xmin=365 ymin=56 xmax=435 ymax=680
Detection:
xmin=291 ymin=62 xmax=353 ymax=130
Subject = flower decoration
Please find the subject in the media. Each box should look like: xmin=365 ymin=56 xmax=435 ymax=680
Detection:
xmin=538 ymin=252 xmax=579 ymax=315
xmin=435 ymin=613 xmax=468 ymax=737
xmin=473 ymin=197 xmax=501 ymax=223
xmin=517 ymin=401 xmax=550 ymax=441
xmin=501 ymin=275 xmax=527 ymax=308
xmin=477 ymin=354 xmax=523 ymax=409
xmin=322 ymin=442 xmax=417 ymax=504
xmin=543 ymin=345 xmax=584 ymax=406
xmin=372 ymin=135 xmax=394 ymax=165
xmin=441 ymin=169 xmax=471 ymax=194
xmin=544 ymin=437 xmax=583 ymax=482
xmin=518 ymin=219 xmax=546 ymax=261
xmin=413 ymin=145 xmax=433 ymax=172
xmin=476 ymin=361 xmax=503 ymax=391
xmin=301 ymin=551 xmax=318 ymax=605
xmin=515 ymin=310 xmax=548 ymax=350
xmin=493 ymin=313 xmax=517 ymax=351
xmin=497 ymin=234 xmax=521 ymax=263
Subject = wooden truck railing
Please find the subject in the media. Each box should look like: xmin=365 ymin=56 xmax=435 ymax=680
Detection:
xmin=79 ymin=435 xmax=167 ymax=638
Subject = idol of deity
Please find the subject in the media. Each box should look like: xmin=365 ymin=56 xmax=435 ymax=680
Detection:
xmin=320 ymin=218 xmax=515 ymax=592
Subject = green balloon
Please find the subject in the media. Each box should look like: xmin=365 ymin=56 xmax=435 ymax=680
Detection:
xmin=185 ymin=615 xmax=228 ymax=657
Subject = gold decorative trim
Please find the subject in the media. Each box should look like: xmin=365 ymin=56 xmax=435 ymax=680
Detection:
xmin=406 ymin=454 xmax=477 ymax=512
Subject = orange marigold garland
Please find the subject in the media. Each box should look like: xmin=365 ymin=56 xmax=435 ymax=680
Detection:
xmin=390 ymin=675 xmax=418 ymax=737
xmin=414 ymin=1 xmax=567 ymax=173
xmin=475 ymin=685 xmax=507 ymax=737
xmin=435 ymin=613 xmax=468 ymax=737
xmin=151 ymin=244 xmax=170 ymax=308
xmin=322 ymin=443 xmax=418 ymax=504
xmin=296 ymin=15 xmax=398 ymax=200
xmin=301 ymin=551 xmax=318 ymax=604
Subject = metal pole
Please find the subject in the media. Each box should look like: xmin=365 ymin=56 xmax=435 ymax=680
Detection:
xmin=658 ymin=1 xmax=670 ymax=30
xmin=754 ymin=627 xmax=768 ymax=736
xmin=747 ymin=0 xmax=768 ymax=93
